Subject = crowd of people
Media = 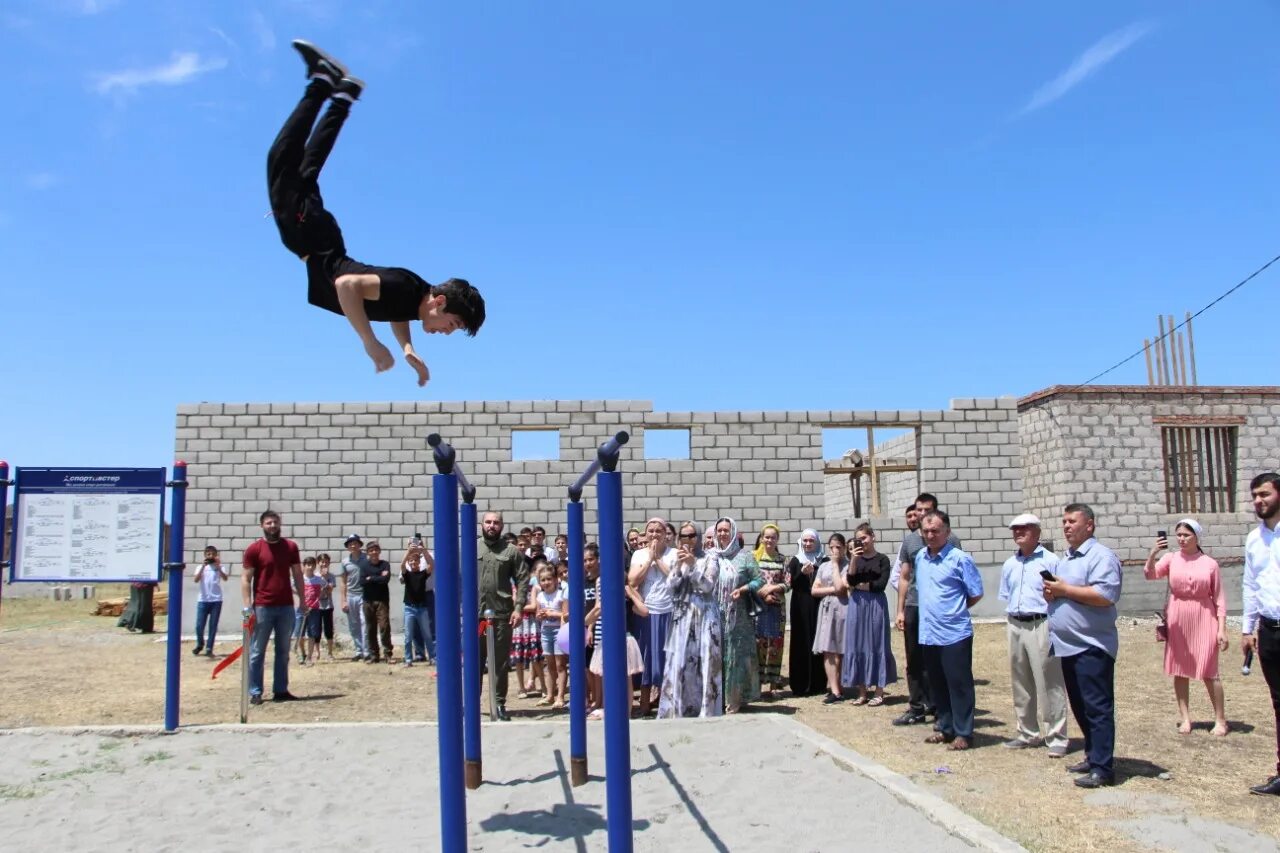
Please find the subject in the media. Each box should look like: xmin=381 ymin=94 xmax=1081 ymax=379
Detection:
xmin=224 ymin=471 xmax=1280 ymax=795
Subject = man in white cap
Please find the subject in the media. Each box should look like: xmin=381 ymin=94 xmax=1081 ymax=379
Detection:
xmin=998 ymin=513 xmax=1069 ymax=757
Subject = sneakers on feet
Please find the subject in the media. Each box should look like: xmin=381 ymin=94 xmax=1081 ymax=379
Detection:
xmin=332 ymin=76 xmax=365 ymax=103
xmin=291 ymin=40 xmax=349 ymax=84
xmin=191 ymin=646 xmax=203 ymax=656
xmin=249 ymin=695 xmax=264 ymax=706
xmin=1002 ymin=738 xmax=1033 ymax=750
xmin=272 ymin=691 xmax=301 ymax=702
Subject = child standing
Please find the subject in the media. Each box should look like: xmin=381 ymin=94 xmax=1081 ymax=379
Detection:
xmin=302 ymin=557 xmax=326 ymax=664
xmin=535 ymin=563 xmax=569 ymax=709
xmin=513 ymin=571 xmax=545 ymax=698
xmin=192 ymin=545 xmax=228 ymax=657
xmin=317 ymin=553 xmax=337 ymax=660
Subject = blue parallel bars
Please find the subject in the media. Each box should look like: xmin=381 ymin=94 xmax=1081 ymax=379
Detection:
xmin=163 ymin=461 xmax=188 ymax=733
xmin=566 ymin=498 xmax=587 ymax=786
xmin=0 ymin=461 xmax=9 ymax=618
xmin=459 ymin=483 xmax=482 ymax=789
xmin=569 ymin=431 xmax=632 ymax=852
xmin=429 ymin=435 xmax=466 ymax=852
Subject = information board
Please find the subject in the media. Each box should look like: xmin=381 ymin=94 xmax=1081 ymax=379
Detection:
xmin=10 ymin=467 xmax=166 ymax=583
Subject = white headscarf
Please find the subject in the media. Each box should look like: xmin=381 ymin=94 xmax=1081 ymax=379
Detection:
xmin=796 ymin=528 xmax=824 ymax=564
xmin=1175 ymin=518 xmax=1203 ymax=539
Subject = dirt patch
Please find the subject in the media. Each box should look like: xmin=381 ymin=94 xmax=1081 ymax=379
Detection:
xmin=1 ymin=597 xmax=1277 ymax=851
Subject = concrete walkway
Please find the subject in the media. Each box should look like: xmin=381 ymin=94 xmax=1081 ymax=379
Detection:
xmin=0 ymin=716 xmax=1023 ymax=852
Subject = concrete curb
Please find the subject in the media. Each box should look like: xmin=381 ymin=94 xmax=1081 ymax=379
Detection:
xmin=767 ymin=715 xmax=1028 ymax=853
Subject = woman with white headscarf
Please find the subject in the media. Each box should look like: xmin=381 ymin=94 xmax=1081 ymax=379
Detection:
xmin=1144 ymin=518 xmax=1229 ymax=736
xmin=658 ymin=522 xmax=723 ymax=718
xmin=704 ymin=517 xmax=765 ymax=713
xmin=786 ymin=528 xmax=827 ymax=697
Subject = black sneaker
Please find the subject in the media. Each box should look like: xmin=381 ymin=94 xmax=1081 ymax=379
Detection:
xmin=821 ymin=692 xmax=841 ymax=705
xmin=191 ymin=645 xmax=203 ymax=656
xmin=332 ymin=76 xmax=365 ymax=103
xmin=249 ymin=695 xmax=264 ymax=706
xmin=291 ymin=40 xmax=349 ymax=84
xmin=893 ymin=710 xmax=926 ymax=726
xmin=272 ymin=691 xmax=301 ymax=703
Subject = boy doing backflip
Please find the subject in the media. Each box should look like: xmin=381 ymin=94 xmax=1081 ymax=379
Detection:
xmin=268 ymin=41 xmax=485 ymax=386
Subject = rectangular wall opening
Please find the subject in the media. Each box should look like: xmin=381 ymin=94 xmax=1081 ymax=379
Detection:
xmin=822 ymin=424 xmax=920 ymax=520
xmin=511 ymin=429 xmax=561 ymax=461
xmin=644 ymin=428 xmax=691 ymax=460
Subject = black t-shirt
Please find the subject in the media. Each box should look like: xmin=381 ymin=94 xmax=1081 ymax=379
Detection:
xmin=402 ymin=568 xmax=431 ymax=607
xmin=359 ymin=559 xmax=392 ymax=603
xmin=307 ymin=253 xmax=430 ymax=322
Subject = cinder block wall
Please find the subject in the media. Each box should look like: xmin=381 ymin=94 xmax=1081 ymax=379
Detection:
xmin=1018 ymin=386 xmax=1280 ymax=615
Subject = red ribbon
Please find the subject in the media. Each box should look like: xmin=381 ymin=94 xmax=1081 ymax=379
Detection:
xmin=211 ymin=614 xmax=255 ymax=680
xmin=477 ymin=619 xmax=489 ymax=637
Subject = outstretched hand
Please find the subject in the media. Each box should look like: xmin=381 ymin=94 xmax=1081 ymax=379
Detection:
xmin=405 ymin=350 xmax=431 ymax=387
xmin=365 ymin=339 xmax=395 ymax=373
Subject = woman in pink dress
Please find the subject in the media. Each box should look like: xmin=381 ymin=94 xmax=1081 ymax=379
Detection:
xmin=1144 ymin=518 xmax=1229 ymax=736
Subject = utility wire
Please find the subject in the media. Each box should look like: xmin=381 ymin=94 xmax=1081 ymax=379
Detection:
xmin=1069 ymin=251 xmax=1280 ymax=389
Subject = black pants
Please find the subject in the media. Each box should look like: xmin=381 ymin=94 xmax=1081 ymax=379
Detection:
xmin=1259 ymin=621 xmax=1280 ymax=775
xmin=923 ymin=637 xmax=975 ymax=738
xmin=1061 ymin=647 xmax=1116 ymax=778
xmin=903 ymin=605 xmax=934 ymax=715
xmin=267 ymin=80 xmax=350 ymax=260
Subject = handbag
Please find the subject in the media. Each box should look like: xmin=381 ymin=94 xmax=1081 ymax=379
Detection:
xmin=1155 ymin=611 xmax=1168 ymax=643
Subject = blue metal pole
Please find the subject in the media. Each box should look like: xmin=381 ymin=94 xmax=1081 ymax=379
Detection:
xmin=597 ymin=469 xmax=633 ymax=852
xmin=433 ymin=470 xmax=466 ymax=852
xmin=0 ymin=461 xmax=10 ymax=616
xmin=163 ymin=461 xmax=188 ymax=733
xmin=567 ymin=499 xmax=587 ymax=786
xmin=460 ymin=499 xmax=482 ymax=789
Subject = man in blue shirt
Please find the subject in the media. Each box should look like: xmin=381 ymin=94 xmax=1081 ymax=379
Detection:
xmin=1044 ymin=503 xmax=1122 ymax=789
xmin=905 ymin=510 xmax=983 ymax=750
xmin=997 ymin=513 xmax=1068 ymax=757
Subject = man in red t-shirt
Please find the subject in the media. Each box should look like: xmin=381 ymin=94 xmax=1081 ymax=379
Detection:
xmin=242 ymin=509 xmax=306 ymax=704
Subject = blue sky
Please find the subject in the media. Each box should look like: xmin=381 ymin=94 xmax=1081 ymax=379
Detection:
xmin=3 ymin=0 xmax=1278 ymax=474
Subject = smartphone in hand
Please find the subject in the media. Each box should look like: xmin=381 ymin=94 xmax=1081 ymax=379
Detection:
xmin=1039 ymin=569 xmax=1057 ymax=582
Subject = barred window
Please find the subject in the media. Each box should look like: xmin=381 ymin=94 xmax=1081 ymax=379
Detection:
xmin=1159 ymin=424 xmax=1238 ymax=513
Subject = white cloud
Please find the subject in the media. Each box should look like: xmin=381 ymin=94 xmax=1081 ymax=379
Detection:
xmin=249 ymin=9 xmax=276 ymax=50
xmin=91 ymin=51 xmax=228 ymax=95
xmin=1021 ymin=21 xmax=1155 ymax=115
xmin=25 ymin=172 xmax=60 ymax=190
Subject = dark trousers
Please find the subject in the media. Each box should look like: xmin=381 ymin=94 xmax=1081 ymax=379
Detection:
xmin=1258 ymin=621 xmax=1280 ymax=775
xmin=362 ymin=600 xmax=392 ymax=659
xmin=922 ymin=636 xmax=975 ymax=738
xmin=1060 ymin=647 xmax=1116 ymax=777
xmin=480 ymin=615 xmax=513 ymax=704
xmin=267 ymin=80 xmax=349 ymax=259
xmin=903 ymin=605 xmax=934 ymax=714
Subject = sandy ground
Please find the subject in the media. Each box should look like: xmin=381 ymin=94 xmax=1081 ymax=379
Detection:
xmin=2 ymin=594 xmax=1280 ymax=851
xmin=0 ymin=718 xmax=990 ymax=853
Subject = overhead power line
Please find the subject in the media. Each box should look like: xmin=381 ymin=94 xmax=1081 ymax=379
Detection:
xmin=1071 ymin=251 xmax=1280 ymax=388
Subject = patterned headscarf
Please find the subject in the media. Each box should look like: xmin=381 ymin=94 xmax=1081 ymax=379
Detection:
xmin=708 ymin=517 xmax=742 ymax=562
xmin=796 ymin=528 xmax=824 ymax=564
xmin=753 ymin=523 xmax=781 ymax=562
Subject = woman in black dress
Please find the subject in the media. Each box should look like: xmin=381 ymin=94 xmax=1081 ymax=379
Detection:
xmin=787 ymin=528 xmax=827 ymax=696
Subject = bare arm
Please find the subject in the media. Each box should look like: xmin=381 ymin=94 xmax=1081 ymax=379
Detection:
xmin=193 ymin=563 xmax=204 ymax=583
xmin=241 ymin=564 xmax=254 ymax=606
xmin=291 ymin=563 xmax=306 ymax=606
xmin=391 ymin=321 xmax=430 ymax=388
xmin=334 ymin=274 xmax=394 ymax=373
xmin=895 ymin=562 xmax=912 ymax=630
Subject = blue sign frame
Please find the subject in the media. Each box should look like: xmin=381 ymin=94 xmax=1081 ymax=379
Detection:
xmin=10 ymin=467 xmax=167 ymax=583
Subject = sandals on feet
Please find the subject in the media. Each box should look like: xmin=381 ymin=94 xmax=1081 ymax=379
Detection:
xmin=867 ymin=696 xmax=884 ymax=707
